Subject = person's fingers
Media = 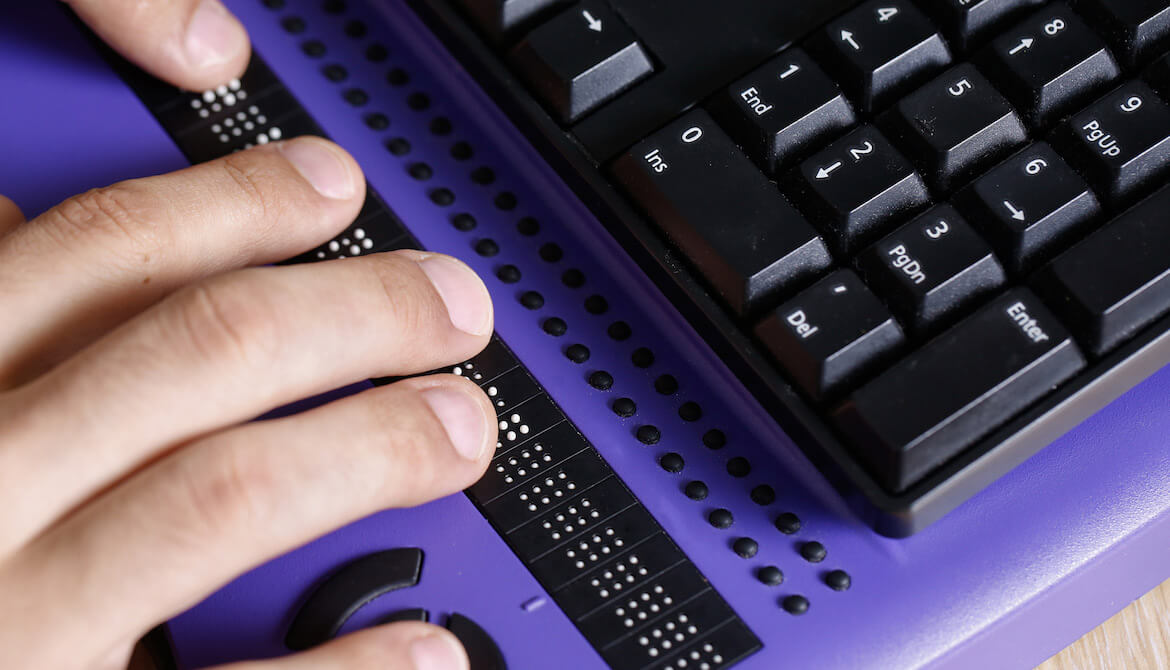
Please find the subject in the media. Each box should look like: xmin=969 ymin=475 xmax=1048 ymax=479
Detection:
xmin=214 ymin=623 xmax=469 ymax=670
xmin=0 ymin=250 xmax=493 ymax=551
xmin=4 ymin=377 xmax=491 ymax=666
xmin=65 ymin=0 xmax=250 ymax=92
xmin=0 ymin=137 xmax=365 ymax=388
xmin=0 ymin=195 xmax=24 ymax=237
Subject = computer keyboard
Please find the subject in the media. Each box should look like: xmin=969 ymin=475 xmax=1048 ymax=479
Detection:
xmin=413 ymin=0 xmax=1170 ymax=534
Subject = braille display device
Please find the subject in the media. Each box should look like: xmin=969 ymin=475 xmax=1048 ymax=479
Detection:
xmin=4 ymin=0 xmax=1170 ymax=668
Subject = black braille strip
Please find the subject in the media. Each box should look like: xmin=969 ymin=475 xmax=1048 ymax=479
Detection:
xmin=708 ymin=508 xmax=734 ymax=529
xmin=654 ymin=375 xmax=679 ymax=395
xmin=635 ymin=425 xmax=660 ymax=445
xmin=496 ymin=265 xmax=521 ymax=284
xmin=684 ymin=480 xmax=708 ymax=500
xmin=584 ymin=295 xmax=608 ymax=314
xmin=678 ymin=402 xmax=702 ymax=422
xmin=407 ymin=92 xmax=431 ymax=110
xmin=631 ymin=347 xmax=654 ymax=368
xmin=517 ymin=216 xmax=540 ymax=236
xmin=495 ymin=192 xmax=518 ymax=211
xmin=451 ymin=213 xmax=476 ymax=231
xmin=450 ymin=141 xmax=473 ymax=160
xmin=732 ymin=537 xmax=758 ymax=559
xmin=774 ymin=512 xmax=801 ymax=535
xmin=474 ymin=238 xmax=499 ymax=257
xmin=612 ymin=398 xmax=636 ymax=417
xmin=542 ymin=317 xmax=567 ymax=337
xmin=430 ymin=117 xmax=453 ymax=135
xmin=607 ymin=321 xmax=632 ymax=341
xmin=344 ymin=19 xmax=367 ymax=38
xmin=750 ymin=485 xmax=776 ymax=506
xmin=562 ymin=269 xmax=586 ymax=288
xmin=703 ymin=429 xmax=726 ymax=449
xmin=757 ymin=566 xmax=783 ymax=586
xmin=364 ymin=113 xmax=389 ymax=130
xmin=659 ymin=453 xmax=684 ymax=473
xmin=384 ymin=137 xmax=410 ymax=156
xmin=726 ymin=457 xmax=751 ymax=478
xmin=343 ymin=88 xmax=369 ymax=106
xmin=539 ymin=243 xmax=563 ymax=262
xmin=429 ymin=188 xmax=455 ymax=206
xmin=782 ymin=595 xmax=809 ymax=615
xmin=387 ymin=68 xmax=410 ymax=86
xmin=800 ymin=541 xmax=827 ymax=563
xmin=302 ymin=40 xmax=326 ymax=57
xmin=520 ymin=291 xmax=544 ymax=310
xmin=565 ymin=344 xmax=590 ymax=363
xmin=365 ymin=43 xmax=388 ymax=62
xmin=588 ymin=371 xmax=614 ymax=390
xmin=407 ymin=162 xmax=433 ymax=180
xmin=282 ymin=16 xmax=306 ymax=33
xmin=825 ymin=570 xmax=852 ymax=591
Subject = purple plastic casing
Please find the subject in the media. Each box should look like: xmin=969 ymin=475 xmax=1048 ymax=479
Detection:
xmin=2 ymin=1 xmax=1169 ymax=668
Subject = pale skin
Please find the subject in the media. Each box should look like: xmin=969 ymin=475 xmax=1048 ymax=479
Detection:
xmin=0 ymin=2 xmax=497 ymax=669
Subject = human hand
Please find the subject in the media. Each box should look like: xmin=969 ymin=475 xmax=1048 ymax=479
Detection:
xmin=0 ymin=7 xmax=497 ymax=668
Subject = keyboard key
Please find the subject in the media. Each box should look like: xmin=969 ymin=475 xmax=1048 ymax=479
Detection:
xmin=791 ymin=125 xmax=931 ymax=254
xmin=810 ymin=0 xmax=952 ymax=112
xmin=922 ymin=0 xmax=1046 ymax=52
xmin=710 ymin=48 xmax=856 ymax=174
xmin=1033 ymin=185 xmax=1170 ymax=355
xmin=1052 ymin=81 xmax=1170 ymax=204
xmin=511 ymin=1 xmax=654 ymax=123
xmin=955 ymin=142 xmax=1101 ymax=272
xmin=612 ymin=110 xmax=832 ymax=315
xmin=882 ymin=63 xmax=1027 ymax=191
xmin=1144 ymin=51 xmax=1170 ymax=96
xmin=458 ymin=0 xmax=571 ymax=40
xmin=834 ymin=288 xmax=1085 ymax=491
xmin=756 ymin=270 xmax=905 ymax=401
xmin=1073 ymin=0 xmax=1170 ymax=66
xmin=856 ymin=204 xmax=1006 ymax=333
xmin=981 ymin=3 xmax=1121 ymax=127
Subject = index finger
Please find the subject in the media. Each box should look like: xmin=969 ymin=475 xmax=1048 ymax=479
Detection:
xmin=66 ymin=0 xmax=250 ymax=91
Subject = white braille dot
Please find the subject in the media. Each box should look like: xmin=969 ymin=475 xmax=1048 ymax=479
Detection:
xmin=498 ymin=421 xmax=508 ymax=430
xmin=212 ymin=124 xmax=222 ymax=133
xmin=202 ymin=91 xmax=216 ymax=102
xmin=191 ymin=99 xmax=202 ymax=109
xmin=238 ymin=90 xmax=248 ymax=100
xmin=224 ymin=93 xmax=237 ymax=106
xmin=199 ymin=109 xmax=210 ymax=118
xmin=229 ymin=79 xmax=241 ymax=91
xmin=350 ymin=244 xmax=360 ymax=255
xmin=649 ymin=650 xmax=659 ymax=657
xmin=329 ymin=241 xmax=340 ymax=252
xmin=216 ymin=85 xmax=228 ymax=96
xmin=219 ymin=134 xmax=229 ymax=143
xmin=232 ymin=128 xmax=242 ymax=136
xmin=211 ymin=103 xmax=222 ymax=112
xmin=224 ymin=119 xmax=234 ymax=128
xmin=269 ymin=127 xmax=282 ymax=140
xmin=317 ymin=252 xmax=326 ymax=259
xmin=257 ymin=134 xmax=269 ymax=144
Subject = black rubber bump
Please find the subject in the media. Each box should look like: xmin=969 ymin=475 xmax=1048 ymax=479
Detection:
xmin=387 ymin=67 xmax=410 ymax=86
xmin=757 ymin=566 xmax=784 ymax=586
xmin=708 ymin=508 xmax=734 ymax=529
xmin=684 ymin=480 xmax=709 ymax=500
xmin=281 ymin=16 xmax=306 ymax=33
xmin=471 ymin=166 xmax=496 ymax=185
xmin=407 ymin=162 xmax=433 ymax=180
xmin=654 ymin=375 xmax=679 ymax=395
xmin=635 ymin=425 xmax=660 ymax=445
xmin=607 ymin=321 xmax=632 ymax=341
xmin=344 ymin=19 xmax=367 ymax=38
xmin=562 ymin=268 xmax=586 ymax=288
xmin=407 ymin=92 xmax=431 ymax=110
xmin=678 ymin=402 xmax=702 ymax=422
xmin=430 ymin=117 xmax=453 ymax=135
xmin=343 ymin=88 xmax=369 ymax=106
xmin=517 ymin=217 xmax=540 ymax=236
xmin=542 ymin=317 xmax=567 ymax=337
xmin=364 ymin=113 xmax=389 ymax=130
xmin=323 ymin=64 xmax=348 ymax=82
xmin=520 ymin=291 xmax=544 ymax=309
xmin=429 ymin=188 xmax=455 ymax=207
xmin=302 ymin=40 xmax=327 ymax=58
xmin=451 ymin=213 xmax=477 ymax=231
xmin=588 ymin=370 xmax=614 ymax=390
xmin=365 ymin=43 xmax=389 ymax=62
xmin=495 ymin=265 xmax=521 ymax=284
xmin=584 ymin=295 xmax=608 ymax=314
xmin=782 ymin=595 xmax=810 ymax=615
xmin=474 ymin=239 xmax=499 ymax=257
xmin=450 ymin=141 xmax=472 ymax=160
xmin=800 ymin=541 xmax=827 ymax=563
xmin=565 ymin=344 xmax=590 ymax=364
xmin=825 ymin=569 xmax=852 ymax=591
xmin=726 ymin=457 xmax=751 ymax=478
xmin=263 ymin=0 xmax=286 ymax=9
xmin=733 ymin=537 xmax=759 ymax=559
xmin=612 ymin=397 xmax=637 ymax=417
xmin=631 ymin=347 xmax=654 ymax=368
xmin=703 ymin=429 xmax=727 ymax=450
xmin=659 ymin=452 xmax=685 ymax=473
xmin=494 ymin=192 xmax=518 ymax=211
xmin=323 ymin=0 xmax=346 ymax=14
xmin=539 ymin=243 xmax=563 ymax=262
xmin=774 ymin=512 xmax=802 ymax=535
xmin=384 ymin=137 xmax=410 ymax=156
xmin=750 ymin=485 xmax=776 ymax=506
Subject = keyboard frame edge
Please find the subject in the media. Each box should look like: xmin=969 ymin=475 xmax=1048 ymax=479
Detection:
xmin=407 ymin=0 xmax=1170 ymax=537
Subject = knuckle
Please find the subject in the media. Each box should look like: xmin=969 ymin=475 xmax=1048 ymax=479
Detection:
xmin=214 ymin=150 xmax=297 ymax=227
xmin=42 ymin=184 xmax=167 ymax=261
xmin=173 ymin=277 xmax=280 ymax=370
xmin=368 ymin=253 xmax=446 ymax=334
xmin=169 ymin=444 xmax=273 ymax=542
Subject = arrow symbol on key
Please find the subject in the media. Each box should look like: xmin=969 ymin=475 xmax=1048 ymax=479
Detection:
xmin=583 ymin=10 xmax=603 ymax=32
xmin=817 ymin=161 xmax=843 ymax=179
xmin=1009 ymin=37 xmax=1034 ymax=55
xmin=1004 ymin=200 xmax=1026 ymax=221
xmin=841 ymin=30 xmax=860 ymax=50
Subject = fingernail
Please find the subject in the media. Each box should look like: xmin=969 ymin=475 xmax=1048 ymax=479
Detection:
xmin=417 ymin=256 xmax=494 ymax=336
xmin=279 ymin=138 xmax=358 ymax=200
xmin=421 ymin=386 xmax=488 ymax=462
xmin=409 ymin=634 xmax=467 ymax=670
xmin=185 ymin=0 xmax=247 ymax=70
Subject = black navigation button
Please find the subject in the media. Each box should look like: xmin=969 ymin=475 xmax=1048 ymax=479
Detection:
xmin=447 ymin=614 xmax=507 ymax=670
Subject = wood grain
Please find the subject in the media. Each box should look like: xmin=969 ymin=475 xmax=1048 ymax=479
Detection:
xmin=1036 ymin=579 xmax=1170 ymax=670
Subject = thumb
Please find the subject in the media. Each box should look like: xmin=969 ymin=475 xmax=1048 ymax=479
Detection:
xmin=208 ymin=623 xmax=471 ymax=670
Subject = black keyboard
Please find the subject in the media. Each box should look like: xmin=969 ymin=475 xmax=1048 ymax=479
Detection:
xmin=413 ymin=0 xmax=1170 ymax=535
